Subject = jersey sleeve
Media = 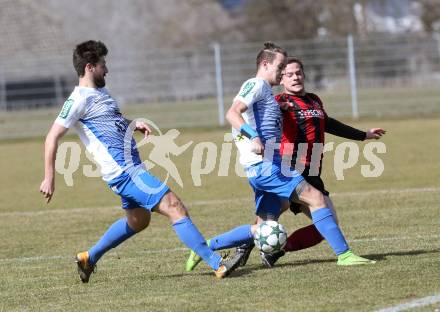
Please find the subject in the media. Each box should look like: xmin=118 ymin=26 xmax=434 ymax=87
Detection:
xmin=326 ymin=117 xmax=366 ymax=141
xmin=234 ymin=79 xmax=263 ymax=108
xmin=308 ymin=93 xmax=328 ymax=119
xmin=55 ymin=96 xmax=87 ymax=128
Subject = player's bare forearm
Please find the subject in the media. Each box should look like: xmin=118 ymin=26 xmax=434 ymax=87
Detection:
xmin=43 ymin=130 xmax=61 ymax=180
xmin=226 ymin=100 xmax=247 ymax=130
xmin=40 ymin=123 xmax=68 ymax=203
xmin=226 ymin=111 xmax=245 ymax=130
xmin=44 ymin=140 xmax=55 ymax=180
xmin=227 ymin=100 xmax=264 ymax=154
xmin=44 ymin=124 xmax=68 ymax=176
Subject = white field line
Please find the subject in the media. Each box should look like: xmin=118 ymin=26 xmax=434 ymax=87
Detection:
xmin=330 ymin=186 xmax=440 ymax=198
xmin=351 ymin=233 xmax=440 ymax=243
xmin=0 ymin=248 xmax=188 ymax=264
xmin=0 ymin=233 xmax=439 ymax=264
xmin=376 ymin=294 xmax=440 ymax=312
xmin=1 ymin=186 xmax=439 ymax=218
xmin=0 ymin=206 xmax=120 ymax=217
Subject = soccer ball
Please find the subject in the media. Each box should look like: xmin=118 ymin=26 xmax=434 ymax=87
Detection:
xmin=254 ymin=220 xmax=287 ymax=254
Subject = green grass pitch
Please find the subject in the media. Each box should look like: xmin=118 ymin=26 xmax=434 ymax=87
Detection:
xmin=0 ymin=113 xmax=439 ymax=311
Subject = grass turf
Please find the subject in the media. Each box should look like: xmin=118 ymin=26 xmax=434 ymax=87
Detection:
xmin=0 ymin=115 xmax=439 ymax=311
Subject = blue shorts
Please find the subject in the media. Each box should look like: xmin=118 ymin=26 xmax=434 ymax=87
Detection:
xmin=247 ymin=161 xmax=304 ymax=217
xmin=107 ymin=169 xmax=170 ymax=211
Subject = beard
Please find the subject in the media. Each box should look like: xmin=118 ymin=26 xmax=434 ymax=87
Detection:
xmin=94 ymin=75 xmax=106 ymax=88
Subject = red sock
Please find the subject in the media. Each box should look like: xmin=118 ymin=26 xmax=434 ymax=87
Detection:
xmin=284 ymin=224 xmax=323 ymax=252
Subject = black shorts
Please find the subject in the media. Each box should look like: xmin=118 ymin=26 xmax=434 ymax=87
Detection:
xmin=290 ymin=175 xmax=329 ymax=214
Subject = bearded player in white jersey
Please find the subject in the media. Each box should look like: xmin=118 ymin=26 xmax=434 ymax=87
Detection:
xmin=39 ymin=40 xmax=242 ymax=283
xmin=185 ymin=42 xmax=375 ymax=272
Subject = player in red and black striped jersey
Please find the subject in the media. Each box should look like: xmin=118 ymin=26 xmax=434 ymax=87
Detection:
xmin=236 ymin=57 xmax=386 ymax=267
xmin=256 ymin=57 xmax=386 ymax=266
xmin=235 ymin=57 xmax=386 ymax=268
xmin=276 ymin=80 xmax=369 ymax=202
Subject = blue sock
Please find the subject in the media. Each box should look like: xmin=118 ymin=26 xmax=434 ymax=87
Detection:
xmin=172 ymin=217 xmax=222 ymax=270
xmin=209 ymin=225 xmax=253 ymax=250
xmin=311 ymin=208 xmax=349 ymax=255
xmin=88 ymin=217 xmax=136 ymax=265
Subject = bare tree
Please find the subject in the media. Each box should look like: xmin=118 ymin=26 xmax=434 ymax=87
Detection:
xmin=218 ymin=0 xmax=363 ymax=41
xmin=419 ymin=0 xmax=440 ymax=32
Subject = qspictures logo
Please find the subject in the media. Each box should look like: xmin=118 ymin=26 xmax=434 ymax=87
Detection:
xmin=55 ymin=118 xmax=387 ymax=189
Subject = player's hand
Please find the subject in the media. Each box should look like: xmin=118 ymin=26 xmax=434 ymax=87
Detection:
xmin=279 ymin=101 xmax=293 ymax=111
xmin=135 ymin=121 xmax=152 ymax=138
xmin=39 ymin=178 xmax=55 ymax=203
xmin=251 ymin=137 xmax=264 ymax=155
xmin=366 ymin=128 xmax=386 ymax=140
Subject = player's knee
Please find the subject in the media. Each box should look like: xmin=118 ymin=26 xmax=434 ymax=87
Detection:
xmin=299 ymin=185 xmax=325 ymax=210
xmin=157 ymin=192 xmax=188 ymax=221
xmin=168 ymin=197 xmax=186 ymax=217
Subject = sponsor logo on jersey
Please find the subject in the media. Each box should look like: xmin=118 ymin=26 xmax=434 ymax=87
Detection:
xmin=59 ymin=99 xmax=74 ymax=119
xmin=297 ymin=109 xmax=325 ymax=119
xmin=239 ymin=81 xmax=256 ymax=97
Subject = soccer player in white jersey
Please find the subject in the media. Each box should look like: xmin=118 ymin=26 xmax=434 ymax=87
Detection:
xmin=39 ymin=40 xmax=242 ymax=282
xmin=185 ymin=42 xmax=375 ymax=271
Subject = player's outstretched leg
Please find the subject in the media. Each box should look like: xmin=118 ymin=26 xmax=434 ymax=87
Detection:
xmin=75 ymin=251 xmax=95 ymax=283
xmin=298 ymin=184 xmax=376 ymax=265
xmin=236 ymin=241 xmax=255 ymax=266
xmin=75 ymin=216 xmax=140 ymax=283
xmin=337 ymin=250 xmax=376 ymax=265
xmin=258 ymin=224 xmax=324 ymax=269
xmin=157 ymin=192 xmax=242 ymax=278
xmin=260 ymin=250 xmax=285 ymax=268
xmin=284 ymin=224 xmax=323 ymax=252
xmin=185 ymin=225 xmax=253 ymax=271
xmin=186 ymin=239 xmax=211 ymax=272
xmin=259 ymin=224 xmax=324 ymax=268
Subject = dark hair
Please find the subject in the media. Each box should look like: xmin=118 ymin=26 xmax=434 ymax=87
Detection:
xmin=256 ymin=42 xmax=287 ymax=69
xmin=286 ymin=57 xmax=305 ymax=73
xmin=73 ymin=40 xmax=108 ymax=76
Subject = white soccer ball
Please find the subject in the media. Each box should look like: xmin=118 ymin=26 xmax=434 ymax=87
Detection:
xmin=254 ymin=220 xmax=287 ymax=254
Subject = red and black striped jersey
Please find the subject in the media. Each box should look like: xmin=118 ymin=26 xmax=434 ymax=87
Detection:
xmin=276 ymin=92 xmax=327 ymax=175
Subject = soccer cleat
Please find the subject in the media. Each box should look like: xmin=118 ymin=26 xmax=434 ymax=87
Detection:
xmin=337 ymin=250 xmax=376 ymax=266
xmin=236 ymin=242 xmax=255 ymax=267
xmin=75 ymin=251 xmax=96 ymax=283
xmin=214 ymin=252 xmax=242 ymax=278
xmin=185 ymin=240 xmax=210 ymax=272
xmin=260 ymin=250 xmax=285 ymax=268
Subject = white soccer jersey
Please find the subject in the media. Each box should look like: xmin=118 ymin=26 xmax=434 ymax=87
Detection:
xmin=232 ymin=78 xmax=282 ymax=168
xmin=55 ymin=86 xmax=141 ymax=182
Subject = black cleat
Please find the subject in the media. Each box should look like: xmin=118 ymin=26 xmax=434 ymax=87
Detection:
xmin=75 ymin=251 xmax=96 ymax=283
xmin=214 ymin=252 xmax=243 ymax=278
xmin=260 ymin=250 xmax=285 ymax=268
xmin=236 ymin=242 xmax=255 ymax=267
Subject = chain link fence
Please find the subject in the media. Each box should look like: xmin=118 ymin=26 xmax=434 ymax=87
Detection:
xmin=1 ymin=34 xmax=440 ymax=139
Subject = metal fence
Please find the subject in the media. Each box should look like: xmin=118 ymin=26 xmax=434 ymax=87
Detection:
xmin=1 ymin=34 xmax=440 ymax=126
